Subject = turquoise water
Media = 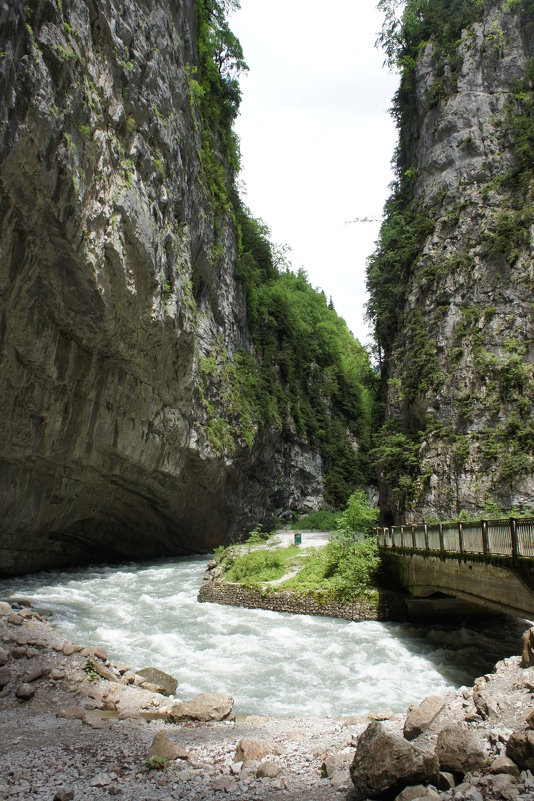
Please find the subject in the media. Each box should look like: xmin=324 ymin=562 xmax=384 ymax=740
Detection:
xmin=0 ymin=556 xmax=526 ymax=716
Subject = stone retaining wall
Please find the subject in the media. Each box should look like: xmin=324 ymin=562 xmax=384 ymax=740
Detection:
xmin=197 ymin=579 xmax=408 ymax=622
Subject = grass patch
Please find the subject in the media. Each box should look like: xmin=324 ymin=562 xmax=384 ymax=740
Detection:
xmin=223 ymin=546 xmax=301 ymax=587
xmin=291 ymin=509 xmax=340 ymax=531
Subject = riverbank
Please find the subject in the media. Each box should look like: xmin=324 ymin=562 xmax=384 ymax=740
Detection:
xmin=2 ymin=598 xmax=534 ymax=801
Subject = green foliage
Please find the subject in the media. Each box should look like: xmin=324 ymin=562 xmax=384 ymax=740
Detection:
xmin=224 ymin=547 xmax=296 ymax=586
xmin=280 ymin=535 xmax=380 ymax=601
xmin=335 ymin=490 xmax=379 ymax=538
xmin=292 ymin=509 xmax=341 ymax=531
xmin=146 ymin=756 xmax=168 ymax=770
xmin=234 ymin=200 xmax=375 ymax=505
xmin=246 ymin=525 xmax=270 ymax=545
xmin=189 ymin=0 xmax=375 ymax=503
xmin=371 ymin=419 xmax=422 ymax=508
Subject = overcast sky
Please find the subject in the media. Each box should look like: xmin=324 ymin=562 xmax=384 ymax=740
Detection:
xmin=230 ymin=0 xmax=399 ymax=347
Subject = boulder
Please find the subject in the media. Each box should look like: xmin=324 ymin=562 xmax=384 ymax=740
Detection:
xmin=137 ymin=667 xmax=178 ymax=696
xmin=435 ymin=727 xmax=487 ymax=773
xmin=350 ymin=722 xmax=439 ymax=799
xmin=506 ymin=731 xmax=534 ymax=770
xmin=257 ymin=761 xmax=281 ymax=778
xmin=490 ymin=757 xmax=520 ymax=777
xmin=437 ymin=772 xmax=456 ymax=790
xmin=0 ymin=667 xmax=10 ymax=689
xmin=0 ymin=602 xmax=12 ymax=616
xmin=522 ymin=628 xmax=534 ymax=668
xmin=169 ymin=692 xmax=234 ymax=722
xmin=394 ymin=786 xmax=440 ymax=801
xmin=15 ymin=683 xmax=35 ymax=700
xmin=235 ymin=738 xmax=274 ymax=762
xmin=148 ymin=731 xmax=188 ymax=761
xmin=404 ymin=695 xmax=445 ymax=740
xmin=526 ymin=709 xmax=534 ymax=729
xmin=7 ymin=613 xmax=23 ymax=626
xmin=0 ymin=647 xmax=10 ymax=666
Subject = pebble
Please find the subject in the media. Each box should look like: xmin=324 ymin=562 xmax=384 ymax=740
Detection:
xmin=15 ymin=683 xmax=35 ymax=700
xmin=91 ymin=773 xmax=111 ymax=787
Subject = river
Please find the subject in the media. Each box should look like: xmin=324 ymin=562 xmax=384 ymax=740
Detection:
xmin=0 ymin=556 xmax=527 ymax=717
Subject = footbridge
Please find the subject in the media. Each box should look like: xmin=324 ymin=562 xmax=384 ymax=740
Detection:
xmin=376 ymin=519 xmax=534 ymax=619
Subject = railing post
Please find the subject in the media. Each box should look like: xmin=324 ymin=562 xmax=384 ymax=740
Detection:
xmin=392 ymin=527 xmax=396 ymax=548
xmin=458 ymin=521 xmax=464 ymax=554
xmin=412 ymin=525 xmax=416 ymax=549
xmin=482 ymin=520 xmax=489 ymax=556
xmin=424 ymin=523 xmax=429 ymax=551
xmin=511 ymin=517 xmax=519 ymax=560
xmin=439 ymin=523 xmax=444 ymax=553
xmin=388 ymin=526 xmax=393 ymax=548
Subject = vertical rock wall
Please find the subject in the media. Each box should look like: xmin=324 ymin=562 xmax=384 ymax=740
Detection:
xmin=0 ymin=0 xmax=323 ymax=575
xmin=382 ymin=1 xmax=534 ymax=521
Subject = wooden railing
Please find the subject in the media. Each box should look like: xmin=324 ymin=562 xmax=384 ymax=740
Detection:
xmin=375 ymin=518 xmax=534 ymax=559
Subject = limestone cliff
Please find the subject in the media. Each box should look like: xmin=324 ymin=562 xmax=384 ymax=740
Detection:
xmin=369 ymin=0 xmax=534 ymax=523
xmin=0 ymin=0 xmax=330 ymax=575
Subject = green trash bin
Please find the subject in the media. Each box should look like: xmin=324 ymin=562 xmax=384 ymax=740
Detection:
xmin=294 ymin=533 xmax=302 ymax=546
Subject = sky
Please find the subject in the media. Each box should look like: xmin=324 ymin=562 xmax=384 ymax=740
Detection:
xmin=230 ymin=0 xmax=399 ymax=347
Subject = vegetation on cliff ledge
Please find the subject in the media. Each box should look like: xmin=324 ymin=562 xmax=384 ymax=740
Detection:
xmin=368 ymin=0 xmax=534 ymax=520
xmin=193 ymin=0 xmax=375 ymax=506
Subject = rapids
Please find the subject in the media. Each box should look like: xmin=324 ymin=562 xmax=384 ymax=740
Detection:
xmin=0 ymin=556 xmax=526 ymax=717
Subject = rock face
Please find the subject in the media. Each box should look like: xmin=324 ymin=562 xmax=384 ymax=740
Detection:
xmin=0 ymin=0 xmax=324 ymax=576
xmin=374 ymin=0 xmax=534 ymax=521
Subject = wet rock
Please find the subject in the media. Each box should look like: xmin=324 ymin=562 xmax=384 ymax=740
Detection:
xmin=15 ymin=683 xmax=35 ymax=700
xmin=7 ymin=614 xmax=23 ymax=626
xmin=350 ymin=722 xmax=439 ymax=799
xmin=0 ymin=667 xmax=10 ymax=689
xmin=92 ymin=647 xmax=108 ymax=661
xmin=435 ymin=726 xmax=487 ymax=773
xmin=522 ymin=628 xmax=534 ymax=668
xmin=257 ymin=761 xmax=281 ymax=778
xmin=235 ymin=738 xmax=275 ymax=762
xmin=0 ymin=602 xmax=12 ymax=615
xmin=137 ymin=667 xmax=178 ymax=696
xmin=404 ymin=695 xmax=445 ymax=740
xmin=62 ymin=643 xmax=76 ymax=656
xmin=148 ymin=731 xmax=188 ymax=761
xmin=169 ymin=692 xmax=234 ymax=722
xmin=506 ymin=731 xmax=534 ymax=770
xmin=0 ymin=647 xmax=10 ymax=666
